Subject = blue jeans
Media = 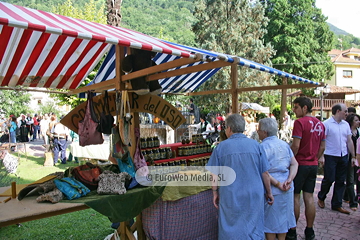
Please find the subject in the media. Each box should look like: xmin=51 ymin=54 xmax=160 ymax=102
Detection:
xmin=318 ymin=154 xmax=348 ymax=208
xmin=53 ymin=138 xmax=67 ymax=164
xmin=10 ymin=131 xmax=16 ymax=143
xmin=33 ymin=125 xmax=39 ymax=140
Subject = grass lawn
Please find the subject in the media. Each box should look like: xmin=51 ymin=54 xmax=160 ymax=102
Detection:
xmin=0 ymin=152 xmax=114 ymax=240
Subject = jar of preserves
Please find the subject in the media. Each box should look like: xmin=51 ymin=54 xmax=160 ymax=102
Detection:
xmin=142 ymin=150 xmax=148 ymax=161
xmin=140 ymin=138 xmax=147 ymax=149
xmin=153 ymin=136 xmax=160 ymax=148
xmin=166 ymin=147 xmax=173 ymax=159
xmin=168 ymin=161 xmax=175 ymax=173
xmin=146 ymin=149 xmax=153 ymax=162
xmin=147 ymin=137 xmax=154 ymax=148
xmin=153 ymin=148 xmax=160 ymax=160
xmin=174 ymin=160 xmax=181 ymax=172
xmin=178 ymin=147 xmax=183 ymax=156
xmin=159 ymin=148 xmax=166 ymax=159
xmin=162 ymin=162 xmax=169 ymax=174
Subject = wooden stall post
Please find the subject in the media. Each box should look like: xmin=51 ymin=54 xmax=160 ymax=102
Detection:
xmin=280 ymin=77 xmax=288 ymax=129
xmin=231 ymin=64 xmax=239 ymax=114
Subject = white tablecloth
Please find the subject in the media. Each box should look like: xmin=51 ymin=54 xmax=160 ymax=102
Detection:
xmin=69 ymin=142 xmax=110 ymax=160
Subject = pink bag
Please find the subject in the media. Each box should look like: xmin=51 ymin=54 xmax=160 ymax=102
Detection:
xmin=78 ymin=92 xmax=104 ymax=146
xmin=133 ymin=128 xmax=148 ymax=176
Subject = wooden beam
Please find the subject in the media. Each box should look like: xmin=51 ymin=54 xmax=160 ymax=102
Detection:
xmin=187 ymin=89 xmax=232 ymax=96
xmin=0 ymin=87 xmax=67 ymax=94
xmin=231 ymin=64 xmax=238 ymax=113
xmin=116 ymin=45 xmax=125 ymax=90
xmin=237 ymin=83 xmax=318 ymax=93
xmin=68 ymin=78 xmax=117 ymax=95
xmin=121 ymin=57 xmax=200 ymax=82
xmin=280 ymin=77 xmax=288 ymax=129
xmin=147 ymin=60 xmax=231 ymax=81
xmin=187 ymin=83 xmax=318 ymax=96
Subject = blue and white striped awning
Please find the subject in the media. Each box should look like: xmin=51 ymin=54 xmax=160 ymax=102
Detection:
xmin=88 ymin=41 xmax=320 ymax=95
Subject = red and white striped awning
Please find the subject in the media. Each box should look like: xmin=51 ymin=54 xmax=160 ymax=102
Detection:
xmin=0 ymin=2 xmax=194 ymax=90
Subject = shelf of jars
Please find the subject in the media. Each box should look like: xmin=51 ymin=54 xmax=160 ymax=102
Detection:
xmin=141 ymin=134 xmax=212 ymax=168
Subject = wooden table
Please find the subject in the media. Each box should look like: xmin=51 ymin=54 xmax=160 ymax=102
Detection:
xmin=0 ymin=186 xmax=144 ymax=240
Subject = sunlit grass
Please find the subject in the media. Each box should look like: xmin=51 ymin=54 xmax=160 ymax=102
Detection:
xmin=0 ymin=153 xmax=114 ymax=240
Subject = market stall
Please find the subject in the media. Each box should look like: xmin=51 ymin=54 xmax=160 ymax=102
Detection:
xmin=0 ymin=2 xmax=323 ymax=240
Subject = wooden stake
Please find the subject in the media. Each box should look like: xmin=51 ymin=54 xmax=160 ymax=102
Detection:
xmin=11 ymin=182 xmax=16 ymax=199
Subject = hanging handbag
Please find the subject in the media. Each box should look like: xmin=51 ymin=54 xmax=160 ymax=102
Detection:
xmin=119 ymin=91 xmax=132 ymax=146
xmin=71 ymin=162 xmax=102 ymax=190
xmin=96 ymin=90 xmax=114 ymax=134
xmin=97 ymin=170 xmax=131 ymax=195
xmin=54 ymin=177 xmax=90 ymax=200
xmin=78 ymin=91 xmax=104 ymax=146
xmin=117 ymin=151 xmax=136 ymax=178
xmin=133 ymin=128 xmax=149 ymax=176
xmin=110 ymin=91 xmax=129 ymax=158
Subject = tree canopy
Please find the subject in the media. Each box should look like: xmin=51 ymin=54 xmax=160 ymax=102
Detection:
xmin=0 ymin=90 xmax=32 ymax=117
xmin=261 ymin=0 xmax=334 ymax=85
xmin=192 ymin=0 xmax=276 ymax=113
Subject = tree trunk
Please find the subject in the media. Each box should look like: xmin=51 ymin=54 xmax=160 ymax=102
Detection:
xmin=107 ymin=0 xmax=122 ymax=27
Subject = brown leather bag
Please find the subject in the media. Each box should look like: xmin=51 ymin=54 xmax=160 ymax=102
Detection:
xmin=71 ymin=162 xmax=102 ymax=190
xmin=78 ymin=92 xmax=104 ymax=147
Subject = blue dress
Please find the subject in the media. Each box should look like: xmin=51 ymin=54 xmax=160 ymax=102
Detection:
xmin=261 ymin=136 xmax=296 ymax=233
xmin=206 ymin=133 xmax=269 ymax=240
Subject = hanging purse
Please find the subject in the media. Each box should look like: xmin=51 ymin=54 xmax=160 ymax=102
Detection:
xmin=96 ymin=90 xmax=114 ymax=134
xmin=119 ymin=91 xmax=132 ymax=146
xmin=110 ymin=91 xmax=129 ymax=158
xmin=117 ymin=151 xmax=136 ymax=178
xmin=78 ymin=91 xmax=104 ymax=147
xmin=54 ymin=177 xmax=90 ymax=200
xmin=71 ymin=162 xmax=102 ymax=190
xmin=133 ymin=128 xmax=149 ymax=176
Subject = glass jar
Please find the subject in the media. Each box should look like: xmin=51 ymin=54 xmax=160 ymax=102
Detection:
xmin=174 ymin=160 xmax=181 ymax=172
xmin=140 ymin=138 xmax=147 ymax=149
xmin=178 ymin=147 xmax=183 ymax=156
xmin=168 ymin=161 xmax=175 ymax=173
xmin=159 ymin=148 xmax=166 ymax=159
xmin=180 ymin=159 xmax=187 ymax=170
xmin=142 ymin=150 xmax=148 ymax=161
xmin=162 ymin=162 xmax=169 ymax=174
xmin=153 ymin=148 xmax=160 ymax=160
xmin=147 ymin=137 xmax=153 ymax=148
xmin=155 ymin=163 xmax=162 ymax=175
xmin=146 ymin=149 xmax=153 ymax=162
xmin=153 ymin=136 xmax=160 ymax=148
xmin=166 ymin=147 xmax=172 ymax=159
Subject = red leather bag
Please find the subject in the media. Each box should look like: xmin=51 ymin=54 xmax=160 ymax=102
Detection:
xmin=71 ymin=162 xmax=102 ymax=190
xmin=78 ymin=92 xmax=104 ymax=147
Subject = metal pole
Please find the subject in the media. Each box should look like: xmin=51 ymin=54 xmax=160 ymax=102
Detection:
xmin=320 ymin=91 xmax=323 ymax=121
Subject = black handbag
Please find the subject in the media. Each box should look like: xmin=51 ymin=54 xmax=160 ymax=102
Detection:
xmin=97 ymin=90 xmax=114 ymax=134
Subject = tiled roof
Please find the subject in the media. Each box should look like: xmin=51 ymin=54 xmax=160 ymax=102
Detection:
xmin=287 ymin=85 xmax=360 ymax=96
xmin=329 ymin=48 xmax=360 ymax=64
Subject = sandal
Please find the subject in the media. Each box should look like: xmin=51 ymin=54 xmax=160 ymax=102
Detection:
xmin=350 ymin=207 xmax=357 ymax=211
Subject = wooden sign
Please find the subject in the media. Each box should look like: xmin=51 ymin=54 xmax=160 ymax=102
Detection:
xmin=61 ymin=92 xmax=186 ymax=133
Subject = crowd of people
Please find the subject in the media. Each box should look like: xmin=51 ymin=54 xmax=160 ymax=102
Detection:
xmin=0 ymin=113 xmax=72 ymax=165
xmin=206 ymin=96 xmax=360 ymax=240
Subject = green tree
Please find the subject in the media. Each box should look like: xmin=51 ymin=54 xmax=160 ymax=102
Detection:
xmin=0 ymin=90 xmax=32 ymax=117
xmin=192 ymin=0 xmax=275 ymax=113
xmin=261 ymin=0 xmax=334 ymax=85
xmin=38 ymin=101 xmax=63 ymax=117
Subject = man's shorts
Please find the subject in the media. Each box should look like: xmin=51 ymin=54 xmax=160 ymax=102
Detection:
xmin=293 ymin=165 xmax=318 ymax=194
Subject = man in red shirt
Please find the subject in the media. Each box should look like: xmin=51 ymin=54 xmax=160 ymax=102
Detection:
xmin=32 ymin=114 xmax=39 ymax=141
xmin=286 ymin=97 xmax=325 ymax=240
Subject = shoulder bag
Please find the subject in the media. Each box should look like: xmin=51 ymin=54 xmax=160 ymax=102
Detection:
xmin=97 ymin=90 xmax=114 ymax=134
xmin=78 ymin=91 xmax=104 ymax=146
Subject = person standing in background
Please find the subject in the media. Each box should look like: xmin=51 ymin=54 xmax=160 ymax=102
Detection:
xmin=343 ymin=113 xmax=359 ymax=211
xmin=32 ymin=114 xmax=39 ymax=141
xmin=206 ymin=113 xmax=273 ymax=239
xmin=258 ymin=118 xmax=298 ymax=240
xmin=26 ymin=113 xmax=34 ymax=142
xmin=287 ymin=97 xmax=325 ymax=240
xmin=40 ymin=114 xmax=50 ymax=148
xmin=18 ymin=114 xmax=29 ymax=142
xmin=7 ymin=115 xmax=18 ymax=150
xmin=318 ymin=103 xmax=356 ymax=215
xmin=51 ymin=120 xmax=69 ymax=165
